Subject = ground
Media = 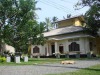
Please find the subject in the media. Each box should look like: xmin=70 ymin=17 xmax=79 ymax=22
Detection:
xmin=0 ymin=59 xmax=100 ymax=75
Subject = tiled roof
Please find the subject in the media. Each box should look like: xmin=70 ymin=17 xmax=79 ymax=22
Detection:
xmin=43 ymin=26 xmax=86 ymax=37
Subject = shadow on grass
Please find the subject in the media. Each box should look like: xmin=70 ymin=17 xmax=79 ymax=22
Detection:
xmin=84 ymin=68 xmax=100 ymax=71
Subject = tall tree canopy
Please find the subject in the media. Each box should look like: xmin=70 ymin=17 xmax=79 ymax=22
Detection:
xmin=0 ymin=0 xmax=45 ymax=52
xmin=75 ymin=0 xmax=100 ymax=36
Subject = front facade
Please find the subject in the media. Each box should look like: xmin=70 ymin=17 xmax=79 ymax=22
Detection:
xmin=31 ymin=15 xmax=96 ymax=56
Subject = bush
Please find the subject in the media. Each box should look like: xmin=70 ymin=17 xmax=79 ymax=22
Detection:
xmin=0 ymin=56 xmax=6 ymax=62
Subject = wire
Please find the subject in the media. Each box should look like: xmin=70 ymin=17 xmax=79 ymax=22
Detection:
xmin=39 ymin=0 xmax=81 ymax=15
xmin=39 ymin=0 xmax=69 ymax=13
xmin=42 ymin=0 xmax=74 ymax=12
xmin=61 ymin=0 xmax=76 ymax=4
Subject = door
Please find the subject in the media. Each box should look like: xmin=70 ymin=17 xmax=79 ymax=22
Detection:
xmin=59 ymin=46 xmax=64 ymax=54
xmin=51 ymin=44 xmax=55 ymax=54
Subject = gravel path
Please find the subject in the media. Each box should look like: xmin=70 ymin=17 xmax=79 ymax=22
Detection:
xmin=0 ymin=60 xmax=100 ymax=75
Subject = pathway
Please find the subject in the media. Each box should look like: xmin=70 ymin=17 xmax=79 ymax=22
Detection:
xmin=0 ymin=60 xmax=100 ymax=75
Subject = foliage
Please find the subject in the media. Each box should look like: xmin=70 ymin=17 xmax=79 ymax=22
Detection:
xmin=75 ymin=0 xmax=100 ymax=36
xmin=44 ymin=17 xmax=52 ymax=32
xmin=43 ymin=17 xmax=58 ymax=32
xmin=0 ymin=56 xmax=6 ymax=62
xmin=85 ymin=2 xmax=100 ymax=36
xmin=52 ymin=16 xmax=58 ymax=29
xmin=0 ymin=0 xmax=45 ymax=52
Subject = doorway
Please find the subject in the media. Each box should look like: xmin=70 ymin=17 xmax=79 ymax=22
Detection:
xmin=59 ymin=46 xmax=64 ymax=54
xmin=51 ymin=44 xmax=55 ymax=54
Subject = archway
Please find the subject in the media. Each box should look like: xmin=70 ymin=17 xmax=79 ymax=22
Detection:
xmin=33 ymin=46 xmax=40 ymax=53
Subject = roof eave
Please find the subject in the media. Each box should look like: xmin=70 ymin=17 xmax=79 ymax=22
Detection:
xmin=44 ymin=30 xmax=84 ymax=37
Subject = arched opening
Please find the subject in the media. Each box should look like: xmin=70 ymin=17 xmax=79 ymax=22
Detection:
xmin=59 ymin=46 xmax=64 ymax=54
xmin=33 ymin=46 xmax=39 ymax=53
xmin=69 ymin=42 xmax=80 ymax=51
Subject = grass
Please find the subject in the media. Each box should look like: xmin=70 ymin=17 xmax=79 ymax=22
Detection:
xmin=0 ymin=58 xmax=65 ymax=66
xmin=0 ymin=57 xmax=99 ymax=66
xmin=47 ymin=64 xmax=100 ymax=75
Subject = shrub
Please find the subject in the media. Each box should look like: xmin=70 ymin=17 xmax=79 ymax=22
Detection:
xmin=0 ymin=56 xmax=6 ymax=62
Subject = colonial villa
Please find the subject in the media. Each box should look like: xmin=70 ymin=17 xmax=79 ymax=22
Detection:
xmin=1 ymin=15 xmax=100 ymax=57
xmin=30 ymin=15 xmax=100 ymax=57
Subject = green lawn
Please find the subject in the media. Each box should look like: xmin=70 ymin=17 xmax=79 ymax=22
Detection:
xmin=47 ymin=64 xmax=100 ymax=75
xmin=0 ymin=58 xmax=65 ymax=65
xmin=0 ymin=57 xmax=99 ymax=66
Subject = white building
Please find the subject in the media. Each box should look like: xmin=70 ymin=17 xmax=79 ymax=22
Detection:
xmin=31 ymin=15 xmax=96 ymax=57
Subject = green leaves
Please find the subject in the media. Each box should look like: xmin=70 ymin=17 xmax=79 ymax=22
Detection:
xmin=0 ymin=0 xmax=45 ymax=52
xmin=75 ymin=0 xmax=100 ymax=36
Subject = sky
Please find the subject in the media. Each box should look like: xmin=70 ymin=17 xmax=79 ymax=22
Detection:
xmin=36 ymin=0 xmax=89 ymax=22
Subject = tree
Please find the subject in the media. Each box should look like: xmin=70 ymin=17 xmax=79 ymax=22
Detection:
xmin=75 ymin=0 xmax=100 ymax=36
xmin=67 ymin=14 xmax=71 ymax=18
xmin=52 ymin=16 xmax=58 ymax=29
xmin=63 ymin=14 xmax=71 ymax=19
xmin=0 ymin=0 xmax=14 ymax=52
xmin=43 ymin=17 xmax=58 ymax=32
xmin=44 ymin=17 xmax=52 ymax=32
xmin=0 ymin=0 xmax=45 ymax=53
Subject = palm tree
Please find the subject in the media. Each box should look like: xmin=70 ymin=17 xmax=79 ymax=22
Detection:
xmin=44 ymin=17 xmax=52 ymax=32
xmin=52 ymin=16 xmax=58 ymax=29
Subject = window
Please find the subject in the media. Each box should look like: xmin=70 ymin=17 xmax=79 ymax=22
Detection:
xmin=69 ymin=42 xmax=80 ymax=51
xmin=33 ymin=46 xmax=39 ymax=53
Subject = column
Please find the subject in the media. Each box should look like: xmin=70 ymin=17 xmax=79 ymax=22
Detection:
xmin=55 ymin=41 xmax=60 ymax=58
xmin=55 ymin=41 xmax=58 ymax=53
xmin=47 ymin=43 xmax=49 ymax=56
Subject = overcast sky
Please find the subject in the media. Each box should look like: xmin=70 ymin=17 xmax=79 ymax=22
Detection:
xmin=36 ymin=0 xmax=89 ymax=22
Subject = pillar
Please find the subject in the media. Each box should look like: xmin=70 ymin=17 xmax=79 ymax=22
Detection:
xmin=47 ymin=43 xmax=49 ymax=56
xmin=55 ymin=41 xmax=58 ymax=53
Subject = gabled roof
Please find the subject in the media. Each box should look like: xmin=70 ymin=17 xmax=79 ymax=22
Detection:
xmin=43 ymin=26 xmax=86 ymax=37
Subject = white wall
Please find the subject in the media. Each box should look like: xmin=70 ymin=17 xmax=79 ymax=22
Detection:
xmin=40 ymin=45 xmax=45 ymax=55
xmin=31 ymin=45 xmax=46 ymax=56
xmin=80 ymin=37 xmax=90 ymax=54
xmin=31 ymin=37 xmax=91 ymax=56
xmin=58 ymin=40 xmax=67 ymax=53
xmin=60 ymin=37 xmax=90 ymax=54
